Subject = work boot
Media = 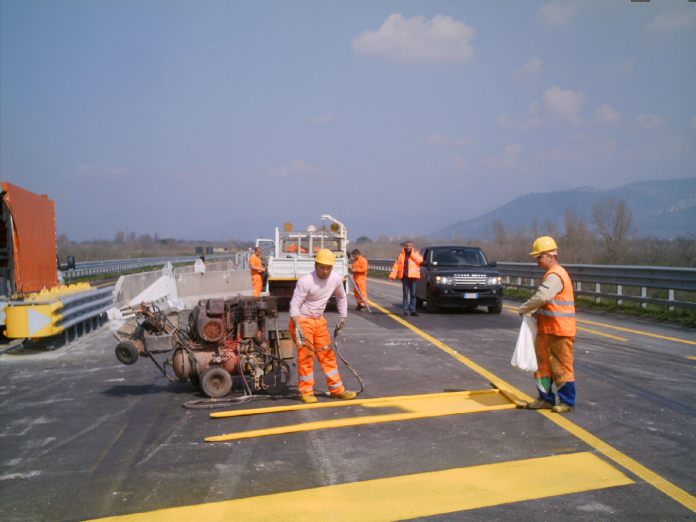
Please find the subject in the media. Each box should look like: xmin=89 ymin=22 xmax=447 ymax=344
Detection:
xmin=525 ymin=398 xmax=553 ymax=410
xmin=332 ymin=390 xmax=357 ymax=400
xmin=552 ymin=404 xmax=574 ymax=413
xmin=300 ymin=393 xmax=318 ymax=404
xmin=411 ymin=312 xmax=419 ymax=316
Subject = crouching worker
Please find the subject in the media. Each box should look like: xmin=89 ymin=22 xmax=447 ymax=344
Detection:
xmin=289 ymin=248 xmax=357 ymax=404
xmin=518 ymin=236 xmax=576 ymax=413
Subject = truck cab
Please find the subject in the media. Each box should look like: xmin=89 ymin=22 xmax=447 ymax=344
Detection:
xmin=416 ymin=245 xmax=503 ymax=313
xmin=256 ymin=214 xmax=349 ymax=298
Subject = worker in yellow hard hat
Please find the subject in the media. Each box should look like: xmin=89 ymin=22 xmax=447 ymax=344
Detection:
xmin=249 ymin=247 xmax=265 ymax=297
xmin=289 ymin=248 xmax=356 ymax=404
xmin=518 ymin=236 xmax=577 ymax=413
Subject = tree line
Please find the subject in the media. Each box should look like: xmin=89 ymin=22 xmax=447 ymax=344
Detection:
xmin=355 ymin=197 xmax=696 ymax=267
xmin=57 ymin=198 xmax=696 ymax=267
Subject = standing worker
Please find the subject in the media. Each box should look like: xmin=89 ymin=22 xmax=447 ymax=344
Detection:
xmin=249 ymin=247 xmax=265 ymax=297
xmin=518 ymin=236 xmax=577 ymax=413
xmin=289 ymin=248 xmax=357 ymax=404
xmin=389 ymin=241 xmax=423 ymax=316
xmin=350 ymin=248 xmax=369 ymax=311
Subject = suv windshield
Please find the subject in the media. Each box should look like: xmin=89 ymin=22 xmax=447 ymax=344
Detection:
xmin=431 ymin=248 xmax=488 ymax=267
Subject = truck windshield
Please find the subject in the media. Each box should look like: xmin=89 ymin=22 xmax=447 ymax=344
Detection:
xmin=432 ymin=248 xmax=488 ymax=267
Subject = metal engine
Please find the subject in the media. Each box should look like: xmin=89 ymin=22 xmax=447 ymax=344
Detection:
xmin=113 ymin=296 xmax=294 ymax=399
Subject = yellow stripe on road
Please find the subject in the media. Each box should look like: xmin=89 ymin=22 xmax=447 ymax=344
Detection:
xmin=370 ymin=299 xmax=696 ymax=513
xmin=505 ymin=304 xmax=696 ymax=345
xmin=210 ymin=389 xmax=504 ymax=418
xmin=577 ymin=326 xmax=628 ymax=341
xmin=88 ymin=452 xmax=632 ymax=522
xmin=688 ymin=356 xmax=696 ymax=361
xmin=505 ymin=305 xmax=627 ymax=341
xmin=206 ymin=389 xmax=515 ymax=442
xmin=578 ymin=318 xmax=696 ymax=346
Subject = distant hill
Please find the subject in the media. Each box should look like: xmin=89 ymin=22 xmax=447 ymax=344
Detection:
xmin=432 ymin=177 xmax=696 ymax=240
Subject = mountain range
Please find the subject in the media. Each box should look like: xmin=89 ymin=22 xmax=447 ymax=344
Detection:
xmin=432 ymin=177 xmax=696 ymax=240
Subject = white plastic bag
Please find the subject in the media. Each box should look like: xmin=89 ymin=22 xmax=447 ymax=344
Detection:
xmin=511 ymin=315 xmax=538 ymax=372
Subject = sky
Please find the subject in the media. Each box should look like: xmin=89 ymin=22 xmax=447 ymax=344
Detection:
xmin=1 ymin=0 xmax=695 ymax=242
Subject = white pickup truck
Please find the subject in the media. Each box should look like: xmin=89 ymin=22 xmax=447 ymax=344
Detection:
xmin=255 ymin=214 xmax=349 ymax=298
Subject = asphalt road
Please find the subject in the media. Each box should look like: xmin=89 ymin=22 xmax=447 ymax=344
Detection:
xmin=1 ymin=278 xmax=695 ymax=521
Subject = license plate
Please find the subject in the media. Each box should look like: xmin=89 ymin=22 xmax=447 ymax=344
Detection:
xmin=463 ymin=293 xmax=478 ymax=299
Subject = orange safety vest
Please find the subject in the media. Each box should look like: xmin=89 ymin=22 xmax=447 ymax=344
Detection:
xmin=537 ymin=264 xmax=576 ymax=337
xmin=390 ymin=250 xmax=423 ymax=279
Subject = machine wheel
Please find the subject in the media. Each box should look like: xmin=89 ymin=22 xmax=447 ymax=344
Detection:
xmin=115 ymin=342 xmax=139 ymax=365
xmin=200 ymin=367 xmax=233 ymax=398
xmin=488 ymin=303 xmax=503 ymax=314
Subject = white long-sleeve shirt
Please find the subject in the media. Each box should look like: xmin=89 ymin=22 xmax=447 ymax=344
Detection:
xmin=518 ymin=273 xmax=563 ymax=314
xmin=289 ymin=271 xmax=347 ymax=319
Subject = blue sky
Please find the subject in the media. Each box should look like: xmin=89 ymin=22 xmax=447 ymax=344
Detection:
xmin=2 ymin=0 xmax=695 ymax=242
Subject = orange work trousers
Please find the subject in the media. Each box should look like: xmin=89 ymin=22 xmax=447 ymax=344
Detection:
xmin=251 ymin=274 xmax=263 ymax=297
xmin=289 ymin=317 xmax=345 ymax=396
xmin=533 ymin=333 xmax=575 ymax=387
xmin=353 ymin=275 xmax=368 ymax=306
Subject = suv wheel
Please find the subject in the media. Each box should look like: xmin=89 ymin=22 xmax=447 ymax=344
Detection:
xmin=426 ymin=290 xmax=440 ymax=313
xmin=488 ymin=303 xmax=503 ymax=314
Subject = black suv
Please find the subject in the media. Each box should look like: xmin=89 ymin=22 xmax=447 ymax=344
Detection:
xmin=416 ymin=246 xmax=503 ymax=313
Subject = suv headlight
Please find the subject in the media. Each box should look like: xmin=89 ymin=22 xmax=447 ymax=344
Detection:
xmin=435 ymin=275 xmax=454 ymax=286
xmin=487 ymin=276 xmax=502 ymax=286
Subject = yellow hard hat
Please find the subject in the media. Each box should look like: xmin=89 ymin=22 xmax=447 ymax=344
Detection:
xmin=315 ymin=248 xmax=336 ymax=266
xmin=530 ymin=236 xmax=558 ymax=256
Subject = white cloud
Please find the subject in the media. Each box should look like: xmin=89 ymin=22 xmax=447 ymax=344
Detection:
xmin=543 ymin=86 xmax=586 ymax=124
xmin=637 ymin=113 xmax=665 ymax=129
xmin=353 ymin=14 xmax=475 ymax=63
xmin=482 ymin=144 xmax=523 ymax=170
xmin=269 ymin=159 xmax=320 ymax=176
xmin=499 ymin=87 xmax=588 ymax=129
xmin=426 ymin=132 xmax=470 ymax=147
xmin=498 ymin=101 xmax=542 ymax=130
xmin=312 ymin=112 xmax=334 ymax=125
xmin=594 ymin=104 xmax=622 ymax=126
xmin=648 ymin=8 xmax=696 ymax=31
xmin=514 ymin=55 xmax=543 ymax=81
xmin=537 ymin=2 xmax=578 ymax=27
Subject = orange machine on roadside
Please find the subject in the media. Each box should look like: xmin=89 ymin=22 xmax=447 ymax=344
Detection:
xmin=1 ymin=182 xmax=59 ymax=297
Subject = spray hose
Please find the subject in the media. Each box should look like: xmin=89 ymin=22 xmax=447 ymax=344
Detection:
xmin=298 ymin=333 xmax=365 ymax=396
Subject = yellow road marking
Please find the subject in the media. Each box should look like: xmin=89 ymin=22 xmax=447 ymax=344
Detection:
xmin=578 ymin=318 xmax=696 ymax=346
xmin=210 ymin=389 xmax=501 ymax=418
xmin=505 ymin=304 xmax=695 ymax=346
xmin=577 ymin=326 xmax=628 ymax=341
xmin=88 ymin=452 xmax=632 ymax=522
xmin=688 ymin=356 xmax=696 ymax=361
xmin=369 ymin=299 xmax=696 ymax=512
xmin=206 ymin=389 xmax=514 ymax=442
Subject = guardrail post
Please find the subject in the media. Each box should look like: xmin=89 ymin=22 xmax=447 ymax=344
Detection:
xmin=641 ymin=287 xmax=647 ymax=309
xmin=617 ymin=285 xmax=623 ymax=306
xmin=595 ymin=283 xmax=601 ymax=304
xmin=668 ymin=289 xmax=675 ymax=312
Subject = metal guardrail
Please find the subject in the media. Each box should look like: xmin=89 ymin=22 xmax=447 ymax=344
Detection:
xmin=63 ymin=254 xmax=242 ymax=282
xmin=367 ymin=258 xmax=696 ymax=310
